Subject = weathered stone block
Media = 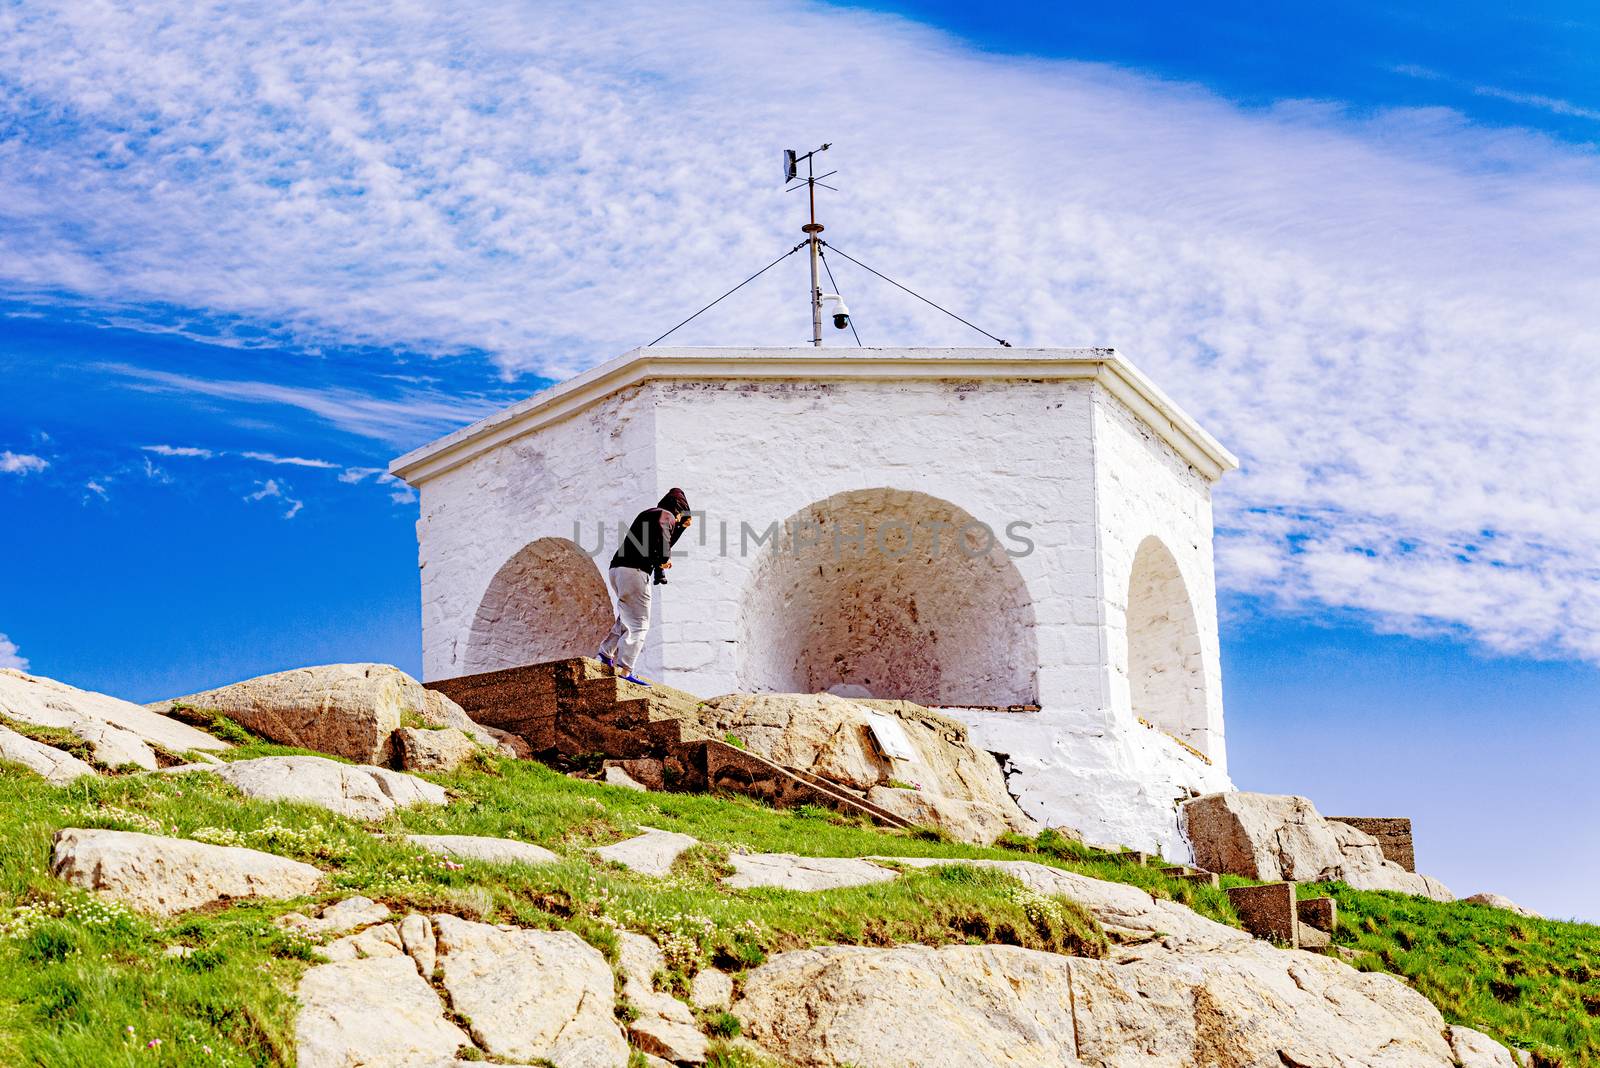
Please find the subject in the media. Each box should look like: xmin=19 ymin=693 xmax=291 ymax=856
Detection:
xmin=1226 ymin=882 xmax=1298 ymax=946
xmin=1329 ymin=816 xmax=1415 ymax=872
xmin=1298 ymin=896 xmax=1337 ymax=933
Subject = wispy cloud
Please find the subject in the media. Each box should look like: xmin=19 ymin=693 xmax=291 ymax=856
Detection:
xmin=338 ymin=466 xmax=384 ymax=484
xmin=142 ymin=444 xmax=214 ymax=458
xmin=0 ymin=451 xmax=49 ymax=475
xmin=245 ymin=478 xmax=303 ymax=520
xmin=101 ymin=365 xmax=502 ymax=445
xmin=2 ymin=2 xmax=1599 ymax=663
xmin=83 ymin=479 xmax=109 ymax=501
xmin=1471 ymin=85 xmax=1600 ymax=122
xmin=0 ymin=632 xmax=26 ymax=672
xmin=241 ymin=451 xmax=338 ymax=469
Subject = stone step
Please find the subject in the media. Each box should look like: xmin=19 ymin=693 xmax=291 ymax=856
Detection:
xmin=1226 ymin=882 xmax=1299 ymax=946
xmin=1177 ymin=871 xmax=1219 ymax=887
xmin=1297 ymin=896 xmax=1337 ymax=933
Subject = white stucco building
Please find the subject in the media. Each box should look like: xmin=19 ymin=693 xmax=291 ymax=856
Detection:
xmin=390 ymin=347 xmax=1238 ymax=856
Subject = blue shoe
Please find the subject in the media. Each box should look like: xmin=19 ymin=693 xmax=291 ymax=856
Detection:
xmin=620 ymin=673 xmax=652 ymax=687
xmin=596 ymin=650 xmax=613 ymax=668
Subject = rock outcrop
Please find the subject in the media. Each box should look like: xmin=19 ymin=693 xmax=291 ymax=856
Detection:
xmin=687 ymin=692 xmax=1037 ymax=843
xmin=617 ymin=931 xmax=708 ymax=1064
xmin=0 ymin=724 xmax=97 ymax=783
xmin=296 ymin=955 xmax=472 ymax=1068
xmin=433 ymin=914 xmax=630 ymax=1067
xmin=394 ymin=726 xmax=481 ymax=773
xmin=725 ymin=852 xmax=900 ymax=892
xmin=405 ymin=833 xmax=559 ymax=867
xmin=168 ymin=755 xmax=447 ymax=819
xmin=277 ymin=895 xmax=391 ymax=936
xmin=1449 ymin=1025 xmax=1524 ymax=1068
xmin=1183 ymin=792 xmax=1452 ymax=900
xmin=735 ymin=937 xmax=1460 ymax=1067
xmin=1462 ymin=892 xmax=1542 ymax=918
xmin=1 ymin=668 xmax=229 ymax=770
xmin=593 ymin=827 xmax=697 ymax=876
xmin=50 ymin=828 xmax=323 ymax=915
xmin=154 ymin=663 xmax=503 ymax=765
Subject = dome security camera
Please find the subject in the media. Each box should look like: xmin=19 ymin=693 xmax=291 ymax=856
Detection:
xmin=822 ymin=293 xmax=850 ymax=330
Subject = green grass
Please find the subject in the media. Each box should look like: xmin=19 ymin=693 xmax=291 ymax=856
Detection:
xmin=1309 ymin=882 xmax=1600 ymax=1067
xmin=5 ymin=745 xmax=1591 ymax=1066
xmin=0 ymin=753 xmax=1217 ymax=1065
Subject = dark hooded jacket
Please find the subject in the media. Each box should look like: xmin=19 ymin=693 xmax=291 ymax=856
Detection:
xmin=610 ymin=488 xmax=691 ymax=581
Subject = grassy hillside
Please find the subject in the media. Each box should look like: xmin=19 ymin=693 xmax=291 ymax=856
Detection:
xmin=0 ymin=736 xmax=1594 ymax=1066
xmin=1307 ymin=883 xmax=1600 ymax=1067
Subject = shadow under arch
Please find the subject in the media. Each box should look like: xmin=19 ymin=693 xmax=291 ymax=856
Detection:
xmin=1125 ymin=534 xmax=1209 ymax=753
xmin=462 ymin=537 xmax=613 ymax=674
xmin=737 ymin=488 xmax=1038 ymax=706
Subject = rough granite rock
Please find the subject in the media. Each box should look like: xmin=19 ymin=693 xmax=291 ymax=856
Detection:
xmin=870 ymin=855 xmax=1247 ymax=950
xmin=1 ymin=668 xmax=229 ymax=768
xmin=1449 ymin=1025 xmax=1522 ymax=1068
xmin=602 ymin=763 xmax=648 ymax=791
xmin=323 ymin=922 xmax=405 ymax=962
xmin=50 ymin=828 xmax=323 ymax=916
xmin=1462 ymin=892 xmax=1542 ymax=918
xmin=690 ymin=968 xmax=734 ymax=1010
xmin=400 ymin=912 xmax=437 ymax=977
xmin=1183 ymin=792 xmax=1452 ymax=900
xmin=594 ymin=827 xmax=698 ymax=877
xmin=276 ymin=895 xmax=391 ymax=936
xmin=615 ymin=932 xmax=707 ymax=1064
xmin=0 ymin=724 xmax=97 ymax=783
xmin=154 ymin=663 xmax=501 ymax=765
xmin=736 ymin=939 xmax=1458 ymax=1068
xmin=179 ymin=756 xmax=447 ymax=820
xmin=725 ymin=852 xmax=900 ymax=892
xmin=864 ymin=785 xmax=1030 ymax=845
xmin=394 ymin=726 xmax=481 ymax=773
xmin=406 ymin=834 xmax=559 ymax=867
xmin=433 ymin=914 xmax=629 ymax=1067
xmin=296 ymin=956 xmax=472 ymax=1068
xmin=688 ymin=692 xmax=1029 ymax=823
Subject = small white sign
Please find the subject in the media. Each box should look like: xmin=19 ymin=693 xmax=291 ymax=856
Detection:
xmin=863 ymin=708 xmax=918 ymax=762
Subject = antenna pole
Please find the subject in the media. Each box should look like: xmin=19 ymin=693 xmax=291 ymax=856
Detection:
xmin=797 ymin=147 xmax=827 ymax=346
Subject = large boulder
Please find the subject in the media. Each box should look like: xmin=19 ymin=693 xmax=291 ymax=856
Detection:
xmin=1448 ymin=1025 xmax=1523 ymax=1068
xmin=864 ymin=785 xmax=1024 ymax=845
xmin=172 ymin=755 xmax=447 ymax=820
xmin=50 ymin=828 xmax=323 ymax=915
xmin=296 ymin=955 xmax=472 ymax=1068
xmin=735 ymin=939 xmax=1457 ymax=1067
xmin=394 ymin=726 xmax=481 ymax=773
xmin=0 ymin=724 xmax=96 ymax=783
xmin=433 ymin=914 xmax=630 ymax=1067
xmin=1462 ymin=892 xmax=1542 ymax=919
xmin=1183 ymin=792 xmax=1452 ymax=900
xmin=154 ymin=663 xmax=502 ymax=765
xmin=1 ymin=668 xmax=229 ymax=770
xmin=687 ymin=692 xmax=1035 ymax=843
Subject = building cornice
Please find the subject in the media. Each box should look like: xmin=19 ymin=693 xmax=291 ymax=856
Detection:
xmin=389 ymin=347 xmax=1240 ymax=485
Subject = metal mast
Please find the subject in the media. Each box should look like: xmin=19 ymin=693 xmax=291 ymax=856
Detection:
xmin=785 ymin=143 xmax=834 ymax=346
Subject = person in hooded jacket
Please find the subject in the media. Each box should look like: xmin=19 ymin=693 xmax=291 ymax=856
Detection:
xmin=597 ymin=488 xmax=691 ymax=685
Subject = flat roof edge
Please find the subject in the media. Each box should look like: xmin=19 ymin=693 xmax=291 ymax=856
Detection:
xmin=389 ymin=347 xmax=1239 ymax=485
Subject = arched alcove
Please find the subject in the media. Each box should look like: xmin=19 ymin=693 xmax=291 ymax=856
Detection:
xmin=1126 ymin=535 xmax=1209 ymax=752
xmin=462 ymin=537 xmax=614 ymax=674
xmin=737 ymin=488 xmax=1038 ymax=706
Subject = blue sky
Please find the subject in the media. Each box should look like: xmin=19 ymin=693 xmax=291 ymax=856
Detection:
xmin=1 ymin=1 xmax=1596 ymax=919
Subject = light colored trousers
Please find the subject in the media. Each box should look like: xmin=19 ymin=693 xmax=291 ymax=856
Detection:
xmin=599 ymin=566 xmax=652 ymax=673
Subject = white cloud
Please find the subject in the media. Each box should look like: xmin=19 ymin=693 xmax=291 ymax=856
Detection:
xmin=142 ymin=444 xmax=214 ymax=458
xmin=0 ymin=451 xmax=49 ymax=474
xmin=241 ymin=451 xmax=338 ymax=469
xmin=83 ymin=479 xmax=109 ymax=501
xmin=0 ymin=632 xmax=26 ymax=671
xmin=244 ymin=478 xmax=304 ymax=519
xmin=1 ymin=2 xmax=1599 ymax=661
xmin=103 ymin=365 xmax=502 ymax=445
xmin=339 ymin=466 xmax=383 ymax=483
